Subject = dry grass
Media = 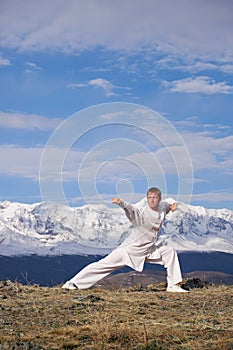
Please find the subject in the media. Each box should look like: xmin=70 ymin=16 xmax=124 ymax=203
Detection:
xmin=0 ymin=280 xmax=232 ymax=349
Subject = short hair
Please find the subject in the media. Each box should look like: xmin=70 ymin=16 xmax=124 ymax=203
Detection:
xmin=146 ymin=187 xmax=162 ymax=199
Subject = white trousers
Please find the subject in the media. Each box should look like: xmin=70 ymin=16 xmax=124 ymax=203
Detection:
xmin=69 ymin=245 xmax=182 ymax=289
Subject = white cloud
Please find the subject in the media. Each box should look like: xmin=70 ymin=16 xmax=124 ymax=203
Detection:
xmin=24 ymin=61 xmax=43 ymax=73
xmin=0 ymin=0 xmax=232 ymax=61
xmin=157 ymin=57 xmax=219 ymax=73
xmin=192 ymin=62 xmax=233 ymax=74
xmin=191 ymin=191 xmax=233 ymax=205
xmin=0 ymin=53 xmax=10 ymax=66
xmin=0 ymin=111 xmax=62 ymax=130
xmin=1 ymin=120 xmax=232 ymax=209
xmin=88 ymin=78 xmax=116 ymax=96
xmin=68 ymin=78 xmax=130 ymax=96
xmin=100 ymin=111 xmax=126 ymax=121
xmin=68 ymin=83 xmax=87 ymax=88
xmin=0 ymin=145 xmax=43 ymax=180
xmin=163 ymin=76 xmax=233 ymax=94
xmin=182 ymin=132 xmax=233 ymax=173
xmin=42 ymin=126 xmax=233 ymax=190
xmin=0 ymin=144 xmax=85 ymax=181
xmin=157 ymin=57 xmax=233 ymax=75
xmin=25 ymin=61 xmax=42 ymax=69
xmin=220 ymin=64 xmax=233 ymax=73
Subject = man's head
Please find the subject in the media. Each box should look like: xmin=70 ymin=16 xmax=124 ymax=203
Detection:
xmin=146 ymin=187 xmax=161 ymax=211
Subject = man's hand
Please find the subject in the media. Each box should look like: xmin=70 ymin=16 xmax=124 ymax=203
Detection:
xmin=112 ymin=197 xmax=121 ymax=205
xmin=169 ymin=202 xmax=177 ymax=212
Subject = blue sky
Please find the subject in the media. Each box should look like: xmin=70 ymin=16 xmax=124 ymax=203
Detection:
xmin=0 ymin=0 xmax=233 ymax=210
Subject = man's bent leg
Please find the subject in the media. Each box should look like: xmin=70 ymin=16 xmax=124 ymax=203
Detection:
xmin=146 ymin=245 xmax=182 ymax=287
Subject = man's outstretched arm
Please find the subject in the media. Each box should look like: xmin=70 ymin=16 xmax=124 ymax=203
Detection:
xmin=112 ymin=197 xmax=141 ymax=225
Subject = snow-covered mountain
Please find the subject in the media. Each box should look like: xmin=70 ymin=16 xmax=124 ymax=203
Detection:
xmin=0 ymin=200 xmax=232 ymax=256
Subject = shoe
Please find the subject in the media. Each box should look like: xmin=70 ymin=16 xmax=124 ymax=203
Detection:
xmin=62 ymin=281 xmax=77 ymax=290
xmin=166 ymin=284 xmax=189 ymax=293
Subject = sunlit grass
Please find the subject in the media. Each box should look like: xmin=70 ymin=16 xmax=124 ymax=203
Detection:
xmin=0 ymin=280 xmax=232 ymax=349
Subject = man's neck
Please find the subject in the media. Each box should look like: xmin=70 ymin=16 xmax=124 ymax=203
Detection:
xmin=147 ymin=203 xmax=159 ymax=211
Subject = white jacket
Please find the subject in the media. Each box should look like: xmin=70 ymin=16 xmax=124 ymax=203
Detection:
xmin=113 ymin=199 xmax=175 ymax=272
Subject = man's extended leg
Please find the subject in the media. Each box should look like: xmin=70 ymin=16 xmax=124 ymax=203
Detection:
xmin=62 ymin=249 xmax=125 ymax=290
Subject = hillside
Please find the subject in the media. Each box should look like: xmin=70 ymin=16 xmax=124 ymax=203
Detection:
xmin=1 ymin=252 xmax=233 ymax=287
xmin=0 ymin=279 xmax=232 ymax=349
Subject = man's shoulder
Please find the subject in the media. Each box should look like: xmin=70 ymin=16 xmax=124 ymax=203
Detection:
xmin=159 ymin=201 xmax=170 ymax=213
xmin=135 ymin=198 xmax=147 ymax=209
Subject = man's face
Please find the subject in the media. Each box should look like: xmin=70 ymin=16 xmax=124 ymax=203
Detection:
xmin=147 ymin=192 xmax=161 ymax=211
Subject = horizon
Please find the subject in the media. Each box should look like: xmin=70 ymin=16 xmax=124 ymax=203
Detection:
xmin=1 ymin=196 xmax=233 ymax=212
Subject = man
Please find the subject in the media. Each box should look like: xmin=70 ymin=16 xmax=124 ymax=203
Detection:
xmin=62 ymin=187 xmax=188 ymax=292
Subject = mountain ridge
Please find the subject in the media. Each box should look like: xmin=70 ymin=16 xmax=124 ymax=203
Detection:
xmin=0 ymin=199 xmax=233 ymax=256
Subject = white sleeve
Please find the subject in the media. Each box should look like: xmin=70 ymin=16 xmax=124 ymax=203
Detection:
xmin=117 ymin=200 xmax=142 ymax=226
xmin=164 ymin=197 xmax=176 ymax=205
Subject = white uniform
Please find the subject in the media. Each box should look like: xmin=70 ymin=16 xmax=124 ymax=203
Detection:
xmin=68 ymin=199 xmax=182 ymax=289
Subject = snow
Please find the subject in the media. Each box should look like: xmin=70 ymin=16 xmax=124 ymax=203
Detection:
xmin=0 ymin=200 xmax=232 ymax=256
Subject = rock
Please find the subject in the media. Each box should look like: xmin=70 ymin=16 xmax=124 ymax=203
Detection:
xmin=181 ymin=278 xmax=210 ymax=290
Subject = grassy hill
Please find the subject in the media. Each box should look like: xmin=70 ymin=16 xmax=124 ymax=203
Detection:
xmin=0 ymin=279 xmax=232 ymax=349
